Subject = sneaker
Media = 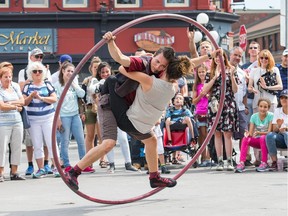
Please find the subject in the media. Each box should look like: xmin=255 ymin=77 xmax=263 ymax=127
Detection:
xmin=53 ymin=168 xmax=61 ymax=178
xmin=107 ymin=163 xmax=115 ymax=174
xmin=256 ymin=162 xmax=268 ymax=172
xmin=269 ymin=161 xmax=278 ymax=171
xmin=25 ymin=165 xmax=34 ymax=176
xmin=199 ymin=160 xmax=210 ymax=167
xmin=44 ymin=164 xmax=53 ymax=174
xmin=216 ymin=161 xmax=224 ymax=171
xmin=10 ymin=173 xmax=26 ymax=181
xmin=253 ymin=160 xmax=261 ymax=167
xmin=235 ymin=162 xmax=245 ymax=173
xmin=65 ymin=169 xmax=79 ymax=191
xmin=32 ymin=169 xmax=46 ymax=179
xmin=82 ymin=166 xmax=95 ymax=173
xmin=0 ymin=175 xmax=4 ymax=182
xmin=227 ymin=160 xmax=234 ymax=171
xmin=150 ymin=173 xmax=177 ymax=188
xmin=125 ymin=162 xmax=139 ymax=172
xmin=244 ymin=160 xmax=254 ymax=167
xmin=64 ymin=166 xmax=72 ymax=173
xmin=161 ymin=165 xmax=171 ymax=174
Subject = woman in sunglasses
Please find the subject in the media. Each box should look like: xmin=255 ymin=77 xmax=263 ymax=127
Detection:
xmin=22 ymin=61 xmax=60 ymax=179
xmin=248 ymin=49 xmax=283 ymax=113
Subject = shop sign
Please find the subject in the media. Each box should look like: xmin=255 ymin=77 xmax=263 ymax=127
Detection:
xmin=134 ymin=30 xmax=174 ymax=52
xmin=0 ymin=29 xmax=57 ymax=53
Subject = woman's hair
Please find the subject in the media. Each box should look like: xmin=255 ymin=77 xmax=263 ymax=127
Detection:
xmin=26 ymin=61 xmax=47 ymax=81
xmin=257 ymin=49 xmax=275 ymax=72
xmin=257 ymin=98 xmax=271 ymax=109
xmin=193 ymin=64 xmax=208 ymax=91
xmin=210 ymin=52 xmax=231 ymax=80
xmin=89 ymin=56 xmax=102 ymax=75
xmin=0 ymin=62 xmax=13 ymax=78
xmin=96 ymin=62 xmax=111 ymax=80
xmin=166 ymin=56 xmax=192 ymax=82
xmin=59 ymin=62 xmax=75 ymax=86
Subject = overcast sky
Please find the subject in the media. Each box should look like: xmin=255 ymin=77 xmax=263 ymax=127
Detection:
xmin=232 ymin=0 xmax=281 ymax=10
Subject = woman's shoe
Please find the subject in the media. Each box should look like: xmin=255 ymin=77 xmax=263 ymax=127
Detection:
xmin=10 ymin=173 xmax=26 ymax=180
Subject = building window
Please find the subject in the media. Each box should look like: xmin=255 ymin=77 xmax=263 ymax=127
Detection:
xmin=23 ymin=0 xmax=49 ymax=8
xmin=114 ymin=0 xmax=140 ymax=8
xmin=165 ymin=0 xmax=189 ymax=7
xmin=63 ymin=0 xmax=88 ymax=8
xmin=0 ymin=0 xmax=9 ymax=8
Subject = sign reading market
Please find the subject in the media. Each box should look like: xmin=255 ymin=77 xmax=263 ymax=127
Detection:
xmin=0 ymin=28 xmax=57 ymax=53
xmin=134 ymin=30 xmax=175 ymax=52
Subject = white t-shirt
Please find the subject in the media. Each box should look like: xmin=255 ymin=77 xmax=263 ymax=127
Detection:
xmin=234 ymin=67 xmax=247 ymax=111
xmin=272 ymin=107 xmax=288 ymax=128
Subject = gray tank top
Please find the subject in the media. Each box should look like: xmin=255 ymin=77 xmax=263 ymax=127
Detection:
xmin=127 ymin=76 xmax=175 ymax=133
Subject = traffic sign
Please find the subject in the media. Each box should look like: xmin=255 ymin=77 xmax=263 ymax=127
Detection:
xmin=239 ymin=25 xmax=247 ymax=51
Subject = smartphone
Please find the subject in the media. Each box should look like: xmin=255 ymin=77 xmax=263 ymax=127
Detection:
xmin=189 ymin=24 xmax=198 ymax=32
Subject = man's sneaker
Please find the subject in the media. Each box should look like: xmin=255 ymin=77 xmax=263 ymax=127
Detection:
xmin=235 ymin=162 xmax=245 ymax=173
xmin=65 ymin=169 xmax=79 ymax=190
xmin=161 ymin=165 xmax=171 ymax=174
xmin=227 ymin=160 xmax=234 ymax=171
xmin=269 ymin=161 xmax=278 ymax=171
xmin=25 ymin=166 xmax=34 ymax=176
xmin=216 ymin=160 xmax=224 ymax=171
xmin=150 ymin=173 xmax=177 ymax=188
xmin=125 ymin=162 xmax=139 ymax=171
xmin=32 ymin=169 xmax=46 ymax=179
xmin=64 ymin=166 xmax=72 ymax=173
xmin=107 ymin=163 xmax=115 ymax=174
xmin=256 ymin=162 xmax=268 ymax=172
xmin=82 ymin=166 xmax=95 ymax=173
xmin=0 ymin=175 xmax=4 ymax=182
xmin=44 ymin=164 xmax=53 ymax=174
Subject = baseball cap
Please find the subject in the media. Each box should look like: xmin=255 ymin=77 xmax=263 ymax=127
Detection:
xmin=30 ymin=48 xmax=44 ymax=56
xmin=59 ymin=54 xmax=73 ymax=64
xmin=280 ymin=89 xmax=288 ymax=98
xmin=283 ymin=49 xmax=288 ymax=56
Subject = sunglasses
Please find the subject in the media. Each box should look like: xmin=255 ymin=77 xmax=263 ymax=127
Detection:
xmin=260 ymin=57 xmax=269 ymax=60
xmin=32 ymin=70 xmax=43 ymax=74
xmin=249 ymin=47 xmax=258 ymax=49
xmin=34 ymin=55 xmax=43 ymax=59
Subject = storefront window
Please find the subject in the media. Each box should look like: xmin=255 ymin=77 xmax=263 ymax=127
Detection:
xmin=115 ymin=0 xmax=140 ymax=8
xmin=63 ymin=0 xmax=88 ymax=8
xmin=0 ymin=0 xmax=9 ymax=8
xmin=165 ymin=0 xmax=189 ymax=7
xmin=23 ymin=0 xmax=48 ymax=8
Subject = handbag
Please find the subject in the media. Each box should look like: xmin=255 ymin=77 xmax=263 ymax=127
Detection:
xmin=258 ymin=71 xmax=279 ymax=95
xmin=20 ymin=106 xmax=31 ymax=129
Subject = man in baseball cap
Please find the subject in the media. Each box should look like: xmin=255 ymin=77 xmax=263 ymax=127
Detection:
xmin=276 ymin=49 xmax=288 ymax=98
xmin=59 ymin=54 xmax=72 ymax=64
xmin=30 ymin=48 xmax=44 ymax=57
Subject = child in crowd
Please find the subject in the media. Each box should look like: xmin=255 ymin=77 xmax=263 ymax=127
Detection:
xmin=235 ymin=98 xmax=273 ymax=173
xmin=165 ymin=93 xmax=196 ymax=164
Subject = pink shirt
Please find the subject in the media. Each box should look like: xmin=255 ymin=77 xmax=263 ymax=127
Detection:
xmin=195 ymin=83 xmax=208 ymax=115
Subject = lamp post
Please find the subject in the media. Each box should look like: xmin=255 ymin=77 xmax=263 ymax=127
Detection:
xmin=193 ymin=12 xmax=229 ymax=49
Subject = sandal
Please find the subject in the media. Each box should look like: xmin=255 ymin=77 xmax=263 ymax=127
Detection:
xmin=99 ymin=161 xmax=108 ymax=168
xmin=172 ymin=158 xmax=182 ymax=165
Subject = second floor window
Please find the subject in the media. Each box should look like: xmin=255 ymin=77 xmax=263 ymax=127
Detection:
xmin=63 ymin=0 xmax=88 ymax=8
xmin=24 ymin=0 xmax=49 ymax=8
xmin=0 ymin=0 xmax=9 ymax=8
xmin=115 ymin=0 xmax=140 ymax=8
xmin=165 ymin=0 xmax=189 ymax=7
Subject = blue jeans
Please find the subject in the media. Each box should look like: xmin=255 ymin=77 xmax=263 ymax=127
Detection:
xmin=60 ymin=114 xmax=86 ymax=167
xmin=266 ymin=132 xmax=288 ymax=156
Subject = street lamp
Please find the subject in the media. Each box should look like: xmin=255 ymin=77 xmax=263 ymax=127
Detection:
xmin=193 ymin=13 xmax=219 ymax=44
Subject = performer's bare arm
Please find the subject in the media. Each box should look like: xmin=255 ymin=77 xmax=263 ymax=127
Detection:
xmin=103 ymin=32 xmax=131 ymax=67
xmin=118 ymin=66 xmax=152 ymax=92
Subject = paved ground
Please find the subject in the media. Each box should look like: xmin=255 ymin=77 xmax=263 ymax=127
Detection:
xmin=0 ymin=142 xmax=287 ymax=216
